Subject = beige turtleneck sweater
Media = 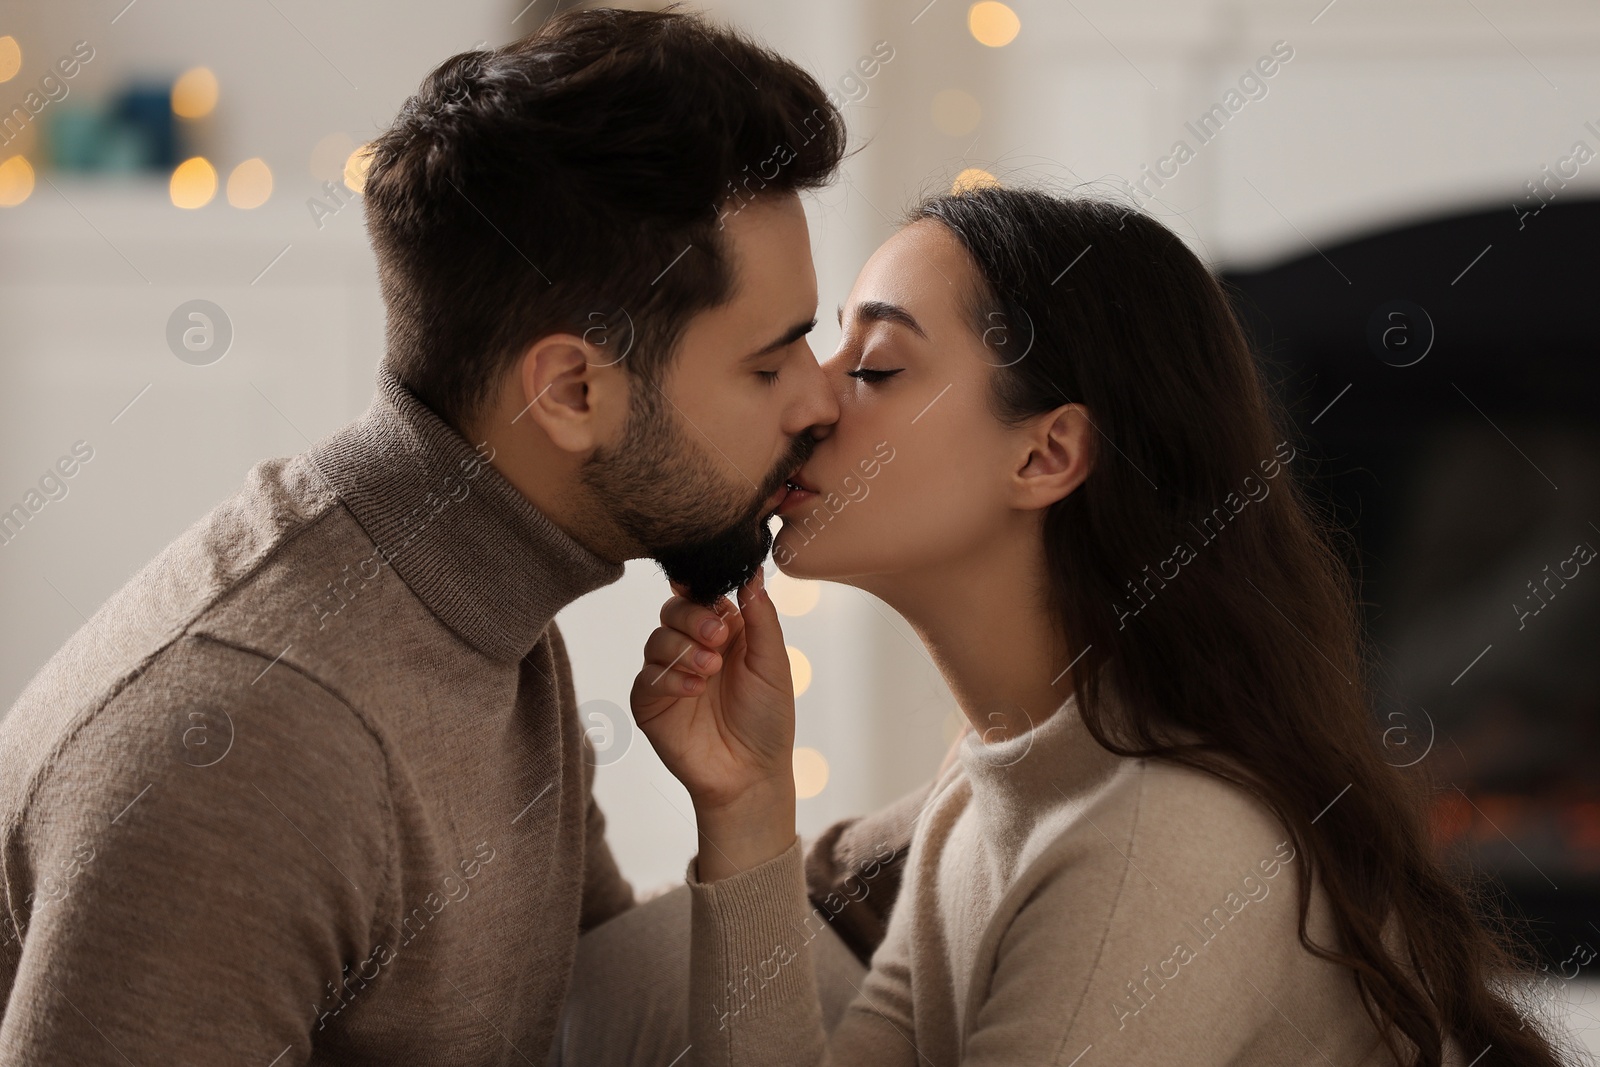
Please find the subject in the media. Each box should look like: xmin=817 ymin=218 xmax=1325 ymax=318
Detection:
xmin=0 ymin=367 xmax=916 ymax=1065
xmin=688 ymin=675 xmax=1469 ymax=1066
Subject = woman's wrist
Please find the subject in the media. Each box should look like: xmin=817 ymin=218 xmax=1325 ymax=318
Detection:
xmin=692 ymin=780 xmax=797 ymax=882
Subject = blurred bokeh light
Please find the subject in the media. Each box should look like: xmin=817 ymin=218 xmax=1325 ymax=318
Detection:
xmin=169 ymin=155 xmax=217 ymax=208
xmin=225 ymin=157 xmax=272 ymax=208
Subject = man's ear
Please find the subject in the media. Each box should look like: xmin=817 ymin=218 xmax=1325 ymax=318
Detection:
xmin=1011 ymin=402 xmax=1095 ymax=510
xmin=510 ymin=333 xmax=630 ymax=454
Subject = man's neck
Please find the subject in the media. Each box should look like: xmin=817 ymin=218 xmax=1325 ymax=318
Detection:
xmin=464 ymin=410 xmax=632 ymax=568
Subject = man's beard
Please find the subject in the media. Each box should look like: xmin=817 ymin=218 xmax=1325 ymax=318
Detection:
xmin=579 ymin=377 xmax=813 ymax=606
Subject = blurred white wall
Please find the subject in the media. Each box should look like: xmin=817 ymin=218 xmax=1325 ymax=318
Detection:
xmin=3 ymin=0 xmax=1600 ymax=913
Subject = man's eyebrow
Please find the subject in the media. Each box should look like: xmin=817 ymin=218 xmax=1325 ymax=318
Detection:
xmin=842 ymin=299 xmax=927 ymax=340
xmin=743 ymin=317 xmax=817 ymax=362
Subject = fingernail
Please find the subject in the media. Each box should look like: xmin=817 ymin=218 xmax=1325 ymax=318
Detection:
xmin=694 ymin=648 xmax=716 ymax=669
xmin=699 ymin=618 xmax=723 ymax=640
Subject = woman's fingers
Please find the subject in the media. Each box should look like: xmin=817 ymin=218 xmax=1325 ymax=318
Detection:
xmin=641 ymin=624 xmax=723 ymax=677
xmin=733 ymin=570 xmax=788 ymax=678
xmin=660 ymin=588 xmax=741 ymax=650
xmin=630 ymin=660 xmax=705 ymax=710
xmin=629 ymin=661 xmax=703 ymax=728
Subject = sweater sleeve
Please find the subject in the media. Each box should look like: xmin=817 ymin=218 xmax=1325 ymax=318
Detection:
xmin=545 ymin=619 xmax=634 ymax=932
xmin=800 ymin=779 xmax=930 ymax=966
xmin=577 ymin=747 xmax=635 ymax=932
xmin=0 ymin=636 xmax=394 ymax=1065
xmin=686 ymin=838 xmax=919 ymax=1067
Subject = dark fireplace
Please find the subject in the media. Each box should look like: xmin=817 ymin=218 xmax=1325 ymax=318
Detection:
xmin=1221 ymin=196 xmax=1600 ymax=977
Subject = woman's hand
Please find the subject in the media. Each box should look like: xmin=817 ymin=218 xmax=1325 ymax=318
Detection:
xmin=629 ymin=570 xmax=797 ymax=880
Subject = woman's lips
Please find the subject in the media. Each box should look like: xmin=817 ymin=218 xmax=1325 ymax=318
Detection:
xmin=777 ymin=471 xmax=820 ymax=515
xmin=777 ymin=486 xmax=818 ymax=515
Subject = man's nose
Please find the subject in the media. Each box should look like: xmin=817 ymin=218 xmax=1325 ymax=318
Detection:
xmin=792 ymin=342 xmax=839 ymax=439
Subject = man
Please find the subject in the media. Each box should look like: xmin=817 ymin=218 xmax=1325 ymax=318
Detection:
xmin=0 ymin=9 xmax=920 ymax=1064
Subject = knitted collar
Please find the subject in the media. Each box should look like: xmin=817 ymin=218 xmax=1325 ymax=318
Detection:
xmin=307 ymin=366 xmax=625 ymax=662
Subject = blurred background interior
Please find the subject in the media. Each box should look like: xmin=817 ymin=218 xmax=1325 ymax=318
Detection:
xmin=1 ymin=0 xmax=1596 ymax=1047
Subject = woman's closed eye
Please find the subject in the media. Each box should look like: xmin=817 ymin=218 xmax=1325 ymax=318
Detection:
xmin=845 ymin=367 xmax=903 ymax=384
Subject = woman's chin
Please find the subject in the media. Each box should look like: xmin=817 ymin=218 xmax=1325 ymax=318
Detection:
xmin=772 ymin=523 xmax=848 ymax=582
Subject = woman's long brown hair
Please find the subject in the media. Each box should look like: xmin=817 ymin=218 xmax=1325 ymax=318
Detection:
xmin=913 ymin=186 xmax=1573 ymax=1066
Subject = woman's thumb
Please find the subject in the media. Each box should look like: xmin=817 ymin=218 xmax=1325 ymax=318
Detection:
xmin=735 ymin=568 xmax=789 ymax=679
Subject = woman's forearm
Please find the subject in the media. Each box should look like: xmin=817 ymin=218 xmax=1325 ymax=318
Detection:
xmin=688 ymin=836 xmax=829 ymax=1067
xmin=692 ymin=780 xmax=797 ymax=882
xmin=686 ymin=826 xmax=920 ymax=1067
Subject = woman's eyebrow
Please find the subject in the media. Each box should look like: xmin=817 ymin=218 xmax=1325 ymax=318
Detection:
xmin=837 ymin=299 xmax=928 ymax=340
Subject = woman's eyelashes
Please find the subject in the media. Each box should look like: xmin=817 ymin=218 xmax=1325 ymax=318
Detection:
xmin=844 ymin=367 xmax=903 ymax=384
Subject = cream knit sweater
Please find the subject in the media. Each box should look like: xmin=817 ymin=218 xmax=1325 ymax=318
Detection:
xmin=687 ymin=677 xmax=1469 ymax=1066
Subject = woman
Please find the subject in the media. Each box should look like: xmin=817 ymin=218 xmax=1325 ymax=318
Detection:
xmin=628 ymin=187 xmax=1571 ymax=1066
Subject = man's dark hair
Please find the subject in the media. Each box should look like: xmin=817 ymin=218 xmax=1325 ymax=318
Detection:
xmin=362 ymin=5 xmax=848 ymax=434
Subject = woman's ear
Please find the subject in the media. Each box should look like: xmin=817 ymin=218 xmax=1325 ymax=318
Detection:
xmin=512 ymin=333 xmax=630 ymax=455
xmin=1011 ymin=402 xmax=1095 ymax=510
